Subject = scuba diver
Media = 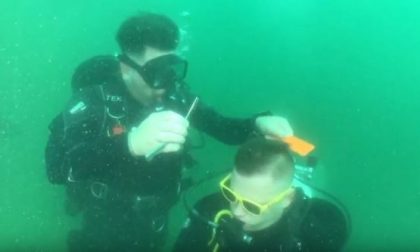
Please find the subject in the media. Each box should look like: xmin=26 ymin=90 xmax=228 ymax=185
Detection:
xmin=44 ymin=12 xmax=295 ymax=251
xmin=174 ymin=137 xmax=350 ymax=252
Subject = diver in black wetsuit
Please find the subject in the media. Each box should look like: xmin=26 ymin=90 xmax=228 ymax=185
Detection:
xmin=174 ymin=137 xmax=349 ymax=252
xmin=45 ymin=12 xmax=295 ymax=251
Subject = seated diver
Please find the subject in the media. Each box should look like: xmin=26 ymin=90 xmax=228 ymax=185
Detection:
xmin=173 ymin=137 xmax=349 ymax=251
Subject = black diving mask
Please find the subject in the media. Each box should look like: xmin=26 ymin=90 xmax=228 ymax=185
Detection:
xmin=119 ymin=54 xmax=188 ymax=90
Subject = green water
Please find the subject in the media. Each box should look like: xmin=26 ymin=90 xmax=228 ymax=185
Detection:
xmin=1 ymin=0 xmax=419 ymax=251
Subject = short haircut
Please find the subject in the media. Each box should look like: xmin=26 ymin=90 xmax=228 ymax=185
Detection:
xmin=234 ymin=137 xmax=295 ymax=184
xmin=116 ymin=12 xmax=180 ymax=54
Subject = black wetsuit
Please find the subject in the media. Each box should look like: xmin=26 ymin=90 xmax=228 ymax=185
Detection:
xmin=45 ymin=55 xmax=259 ymax=251
xmin=174 ymin=189 xmax=349 ymax=252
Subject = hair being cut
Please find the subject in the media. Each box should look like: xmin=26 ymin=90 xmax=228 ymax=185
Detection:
xmin=235 ymin=137 xmax=295 ymax=183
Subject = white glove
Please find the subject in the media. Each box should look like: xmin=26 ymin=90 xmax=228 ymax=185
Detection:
xmin=128 ymin=111 xmax=189 ymax=157
xmin=255 ymin=115 xmax=294 ymax=139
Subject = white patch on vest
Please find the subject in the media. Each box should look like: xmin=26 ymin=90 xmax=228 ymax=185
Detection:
xmin=69 ymin=101 xmax=86 ymax=114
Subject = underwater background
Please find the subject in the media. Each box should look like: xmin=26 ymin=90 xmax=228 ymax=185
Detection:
xmin=1 ymin=0 xmax=419 ymax=251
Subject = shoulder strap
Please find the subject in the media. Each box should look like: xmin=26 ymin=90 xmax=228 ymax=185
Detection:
xmin=100 ymin=83 xmax=128 ymax=137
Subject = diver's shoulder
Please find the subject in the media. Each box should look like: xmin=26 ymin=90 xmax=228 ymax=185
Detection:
xmin=302 ymin=196 xmax=349 ymax=235
xmin=293 ymin=187 xmax=346 ymax=218
xmin=307 ymin=197 xmax=345 ymax=217
xmin=74 ymin=55 xmax=118 ymax=72
xmin=298 ymin=197 xmax=350 ymax=249
xmin=72 ymin=54 xmax=120 ymax=91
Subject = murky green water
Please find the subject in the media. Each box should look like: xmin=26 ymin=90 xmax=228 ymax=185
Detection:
xmin=1 ymin=0 xmax=419 ymax=250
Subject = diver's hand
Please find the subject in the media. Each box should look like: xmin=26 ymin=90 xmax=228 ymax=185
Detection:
xmin=128 ymin=111 xmax=189 ymax=157
xmin=255 ymin=115 xmax=293 ymax=139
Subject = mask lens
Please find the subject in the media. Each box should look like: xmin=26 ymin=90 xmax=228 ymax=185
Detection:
xmin=154 ymin=61 xmax=186 ymax=88
xmin=144 ymin=55 xmax=187 ymax=89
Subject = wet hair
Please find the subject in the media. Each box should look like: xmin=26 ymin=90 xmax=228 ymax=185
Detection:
xmin=116 ymin=12 xmax=180 ymax=54
xmin=234 ymin=137 xmax=295 ymax=183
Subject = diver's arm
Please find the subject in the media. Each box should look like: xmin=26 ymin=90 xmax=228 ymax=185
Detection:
xmin=190 ymin=101 xmax=263 ymax=145
xmin=45 ymin=113 xmax=70 ymax=184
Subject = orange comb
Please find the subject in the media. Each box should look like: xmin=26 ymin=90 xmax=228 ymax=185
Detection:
xmin=282 ymin=136 xmax=315 ymax=156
